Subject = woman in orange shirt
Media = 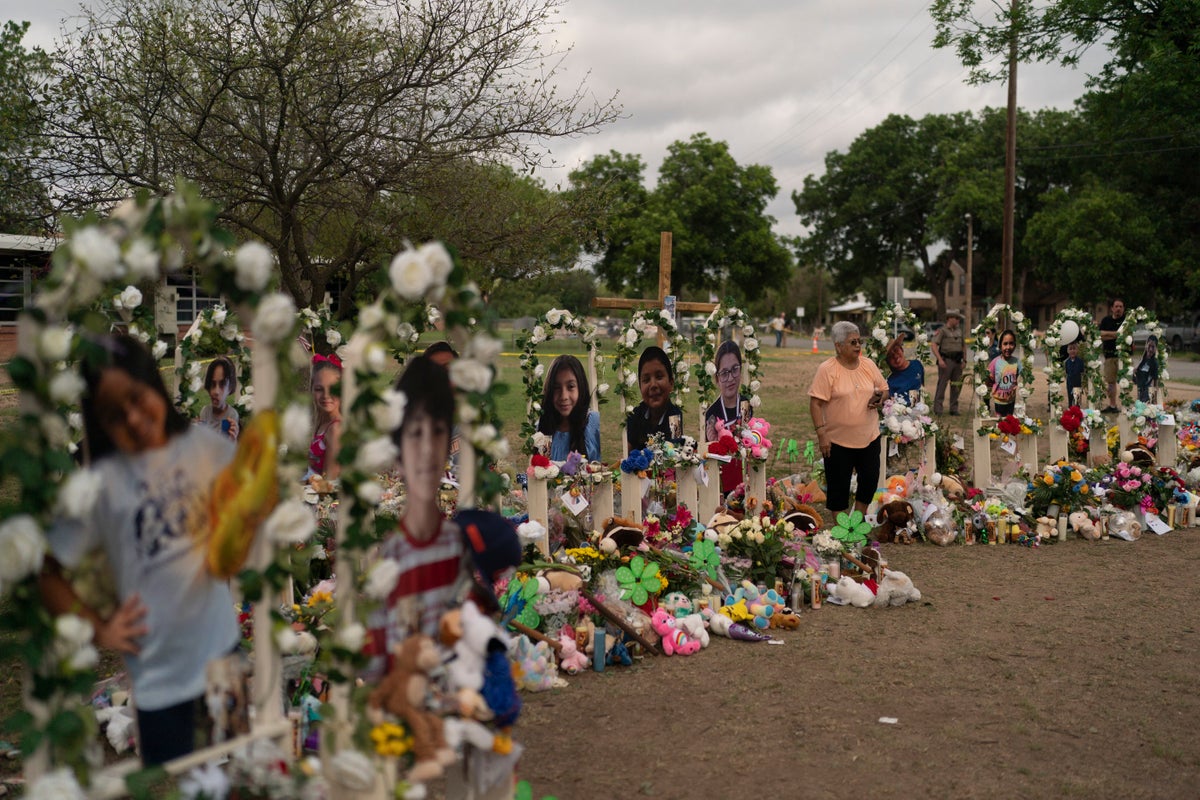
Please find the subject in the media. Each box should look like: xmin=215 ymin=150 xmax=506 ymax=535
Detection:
xmin=808 ymin=321 xmax=888 ymax=514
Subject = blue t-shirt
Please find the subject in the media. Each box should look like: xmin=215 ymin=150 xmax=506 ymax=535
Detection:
xmin=886 ymin=360 xmax=925 ymax=403
xmin=549 ymin=410 xmax=601 ymax=462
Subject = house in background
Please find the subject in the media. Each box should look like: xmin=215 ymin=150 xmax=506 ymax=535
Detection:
xmin=942 ymin=258 xmax=1071 ymax=331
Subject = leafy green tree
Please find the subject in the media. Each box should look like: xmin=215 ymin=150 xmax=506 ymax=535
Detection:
xmin=0 ymin=21 xmax=52 ymax=234
xmin=44 ymin=0 xmax=619 ymax=312
xmin=570 ymin=133 xmax=792 ymax=301
xmin=793 ymin=113 xmax=972 ymax=316
xmin=1025 ymin=183 xmax=1161 ymax=306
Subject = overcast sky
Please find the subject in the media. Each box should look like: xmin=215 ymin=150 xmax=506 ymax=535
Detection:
xmin=13 ymin=0 xmax=1111 ymax=239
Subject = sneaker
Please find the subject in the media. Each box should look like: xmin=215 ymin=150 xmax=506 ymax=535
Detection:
xmin=1102 ymin=406 xmax=1119 ymax=413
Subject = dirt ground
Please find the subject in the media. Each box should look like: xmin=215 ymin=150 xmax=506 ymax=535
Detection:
xmin=517 ymin=529 xmax=1200 ymax=800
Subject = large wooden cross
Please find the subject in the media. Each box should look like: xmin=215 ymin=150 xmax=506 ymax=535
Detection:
xmin=591 ymin=232 xmax=720 ymax=329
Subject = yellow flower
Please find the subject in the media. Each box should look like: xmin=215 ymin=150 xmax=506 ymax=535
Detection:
xmin=307 ymin=590 xmax=333 ymax=607
xmin=989 ymin=433 xmax=998 ymax=440
xmin=1081 ymin=485 xmax=1090 ymax=494
xmin=1070 ymin=471 xmax=1082 ymax=482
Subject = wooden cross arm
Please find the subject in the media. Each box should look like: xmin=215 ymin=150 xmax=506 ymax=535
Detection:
xmin=592 ymin=297 xmax=718 ymax=313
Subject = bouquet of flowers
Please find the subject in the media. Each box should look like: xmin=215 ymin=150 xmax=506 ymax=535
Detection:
xmin=715 ymin=514 xmax=795 ymax=586
xmin=1100 ymin=461 xmax=1154 ymax=509
xmin=979 ymin=414 xmax=1041 ymax=441
xmin=1026 ymin=460 xmax=1092 ymax=516
xmin=880 ymin=397 xmax=938 ymax=444
xmin=1059 ymin=405 xmax=1084 ymax=433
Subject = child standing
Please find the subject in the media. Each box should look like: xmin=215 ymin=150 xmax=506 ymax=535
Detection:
xmin=1063 ymin=341 xmax=1085 ymax=407
xmin=366 ymin=355 xmax=470 ymax=674
xmin=987 ymin=329 xmax=1020 ymax=416
xmin=198 ymin=356 xmax=239 ymax=439
xmin=308 ymin=354 xmax=342 ymax=479
xmin=537 ymin=354 xmax=600 ymax=461
xmin=1134 ymin=335 xmax=1160 ymax=403
xmin=39 ymin=334 xmax=239 ymax=765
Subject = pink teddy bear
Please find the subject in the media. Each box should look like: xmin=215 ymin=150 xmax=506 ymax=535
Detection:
xmin=557 ymin=630 xmax=589 ymax=674
xmin=740 ymin=417 xmax=772 ymax=459
xmin=650 ymin=608 xmax=701 ymax=656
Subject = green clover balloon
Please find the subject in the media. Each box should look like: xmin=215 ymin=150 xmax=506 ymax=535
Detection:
xmin=500 ymin=575 xmax=542 ymax=630
xmin=689 ymin=539 xmax=721 ymax=581
xmin=830 ymin=509 xmax=872 ymax=548
xmin=615 ymin=555 xmax=663 ymax=606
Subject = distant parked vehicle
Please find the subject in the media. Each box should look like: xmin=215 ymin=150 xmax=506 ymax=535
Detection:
xmin=1131 ymin=314 xmax=1200 ymax=351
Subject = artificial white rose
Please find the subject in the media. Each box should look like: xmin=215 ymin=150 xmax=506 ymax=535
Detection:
xmin=517 ymin=520 xmax=547 ymax=544
xmin=370 ymin=388 xmax=407 ymax=432
xmin=470 ymin=423 xmax=499 ymax=448
xmin=40 ymin=414 xmax=71 ymax=449
xmin=189 ymin=377 xmax=203 ymax=393
xmin=449 ymin=359 xmax=492 ymax=393
xmin=179 ymin=763 xmax=230 ymax=800
xmin=624 ymin=370 xmax=637 ymax=387
xmin=234 ymin=241 xmax=275 ymax=292
xmin=281 ymin=404 xmax=312 ymax=451
xmin=1125 ymin=336 xmax=1133 ymax=345
xmin=359 ymin=302 xmax=385 ymax=331
xmin=356 ymin=436 xmax=399 ymax=473
xmin=419 ymin=241 xmax=454 ymax=286
xmin=426 ymin=306 xmax=441 ymax=325
xmin=127 ymin=324 xmax=150 ymax=344
xmin=151 ymin=340 xmax=169 ymax=360
xmin=49 ymin=370 xmax=86 ymax=405
xmin=750 ymin=380 xmax=761 ymax=392
xmin=747 ymin=363 xmax=756 ymax=374
xmin=1011 ymin=312 xmax=1024 ymax=323
xmin=275 ymin=627 xmax=302 ymax=655
xmin=335 ymin=622 xmax=367 ymax=653
xmin=533 ymin=363 xmax=544 ymax=379
xmin=531 ymin=402 xmax=541 ymax=413
xmin=357 ymin=481 xmax=384 ymax=505
xmin=531 ymin=325 xmax=546 ymax=344
xmin=545 ymin=309 xmax=563 ymax=325
xmin=388 ymin=249 xmax=432 ymax=301
xmin=917 ymin=333 xmax=928 ymax=344
xmin=71 ymin=226 xmax=123 ymax=279
xmin=123 ymin=238 xmax=160 ymax=282
xmin=326 ymin=329 xmax=342 ymax=347
xmin=220 ymin=323 xmax=239 ymax=342
xmin=597 ymin=383 xmax=609 ymax=396
xmin=362 ymin=342 xmax=389 ymax=374
xmin=56 ymin=469 xmax=103 ymax=519
xmin=742 ymin=325 xmax=754 ymax=337
xmin=38 ymin=326 xmax=74 ymax=361
xmin=328 ymin=750 xmax=376 ymax=792
xmin=886 ymin=417 xmax=902 ymax=433
xmin=394 ymin=322 xmax=416 ymax=344
xmin=264 ymin=500 xmax=317 ymax=544
xmin=488 ymin=437 xmax=510 ymax=460
xmin=458 ymin=403 xmax=480 ymax=423
xmin=364 ymin=558 xmax=402 ymax=600
xmin=874 ymin=328 xmax=888 ymax=344
xmin=1118 ymin=378 xmax=1131 ymax=389
xmin=26 ymin=767 xmax=86 ymax=800
xmin=975 ymin=384 xmax=989 ymax=396
xmin=0 ymin=515 xmax=45 ymax=585
xmin=251 ymin=293 xmax=297 ymax=345
xmin=118 ymin=285 xmax=143 ymax=310
xmin=750 ymin=394 xmax=761 ymax=407
xmin=705 ymin=362 xmax=717 ymax=376
xmin=467 ymin=333 xmax=503 ymax=364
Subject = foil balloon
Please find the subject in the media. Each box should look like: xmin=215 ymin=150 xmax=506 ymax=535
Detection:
xmin=1106 ymin=511 xmax=1142 ymax=541
xmin=726 ymin=622 xmax=772 ymax=642
xmin=1058 ymin=319 xmax=1081 ymax=347
xmin=923 ymin=509 xmax=957 ymax=546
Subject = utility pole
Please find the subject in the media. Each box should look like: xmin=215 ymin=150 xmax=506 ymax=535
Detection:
xmin=965 ymin=213 xmax=974 ymax=331
xmin=1001 ymin=0 xmax=1017 ymax=310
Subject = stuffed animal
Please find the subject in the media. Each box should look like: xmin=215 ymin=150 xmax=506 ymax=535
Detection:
xmin=827 ymin=576 xmax=875 ymax=608
xmin=701 ymin=607 xmax=771 ymax=641
xmin=872 ymin=570 xmax=922 ymax=607
xmin=769 ymin=611 xmax=801 ymax=629
xmin=556 ymin=631 xmax=589 ymax=675
xmin=598 ymin=516 xmax=644 ymax=554
xmin=740 ymin=418 xmax=772 ymax=459
xmin=650 ymin=608 xmax=701 ymax=656
xmin=660 ymin=591 xmax=694 ymax=618
xmin=540 ymin=569 xmax=583 ymax=592
xmin=781 ymin=500 xmax=822 ymax=535
xmin=1034 ymin=516 xmax=1057 ymax=541
xmin=875 ymin=499 xmax=917 ymax=544
xmin=676 ymin=613 xmax=710 ymax=648
xmin=1123 ymin=443 xmax=1154 ymax=468
xmin=510 ymin=635 xmax=560 ymax=691
xmin=367 ymin=635 xmax=456 ymax=782
xmin=938 ymin=473 xmax=966 ymax=501
xmin=1065 ymin=511 xmax=1098 ymax=541
xmin=885 ymin=474 xmax=909 ymax=498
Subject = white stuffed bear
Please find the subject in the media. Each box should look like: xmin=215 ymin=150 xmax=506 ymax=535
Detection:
xmin=873 ymin=570 xmax=922 ymax=607
xmin=828 ymin=576 xmax=875 ymax=608
xmin=1068 ymin=510 xmax=1101 ymax=541
xmin=676 ymin=613 xmax=710 ymax=648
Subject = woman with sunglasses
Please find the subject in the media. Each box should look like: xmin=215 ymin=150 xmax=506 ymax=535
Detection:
xmin=704 ymin=340 xmax=752 ymax=493
xmin=807 ymin=321 xmax=889 ymax=515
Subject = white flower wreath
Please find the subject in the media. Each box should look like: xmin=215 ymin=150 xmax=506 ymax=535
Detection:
xmin=970 ymin=304 xmax=1036 ymax=418
xmin=863 ymin=302 xmax=932 ymax=368
xmin=176 ymin=304 xmax=253 ymax=418
xmin=4 ymin=181 xmax=310 ymax=778
xmin=691 ymin=300 xmax=763 ymax=414
xmin=1040 ymin=307 xmax=1106 ymax=417
xmin=516 ymin=308 xmax=604 ymax=455
xmin=1115 ymin=307 xmax=1169 ymax=409
xmin=612 ymin=307 xmax=691 ymax=417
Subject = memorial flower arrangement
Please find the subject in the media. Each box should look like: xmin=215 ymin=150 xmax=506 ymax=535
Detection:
xmin=863 ymin=302 xmax=931 ymax=367
xmin=1115 ymin=308 xmax=1169 ymax=408
xmin=1126 ymin=401 xmax=1168 ymax=448
xmin=1027 ymin=460 xmax=1091 ymax=516
xmin=176 ymin=303 xmax=254 ymax=418
xmin=1100 ymin=461 xmax=1154 ymax=509
xmin=1041 ymin=308 xmax=1106 ymax=414
xmin=612 ymin=307 xmax=690 ymax=412
xmin=692 ymin=300 xmax=763 ymax=412
xmin=880 ymin=396 xmax=938 ymax=444
xmin=971 ymin=304 xmax=1036 ymax=418
xmin=516 ymin=308 xmax=604 ymax=454
xmin=978 ymin=413 xmax=1042 ymax=440
xmin=714 ymin=514 xmax=795 ymax=587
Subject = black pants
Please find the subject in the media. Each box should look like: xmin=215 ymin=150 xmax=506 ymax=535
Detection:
xmin=137 ymin=695 xmax=204 ymax=765
xmin=825 ymin=436 xmax=881 ymax=512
